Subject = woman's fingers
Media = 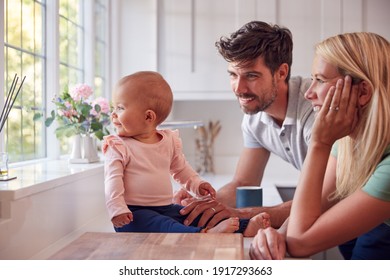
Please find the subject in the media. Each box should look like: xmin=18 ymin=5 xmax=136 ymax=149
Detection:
xmin=313 ymin=76 xmax=358 ymax=146
xmin=329 ymin=78 xmax=344 ymax=112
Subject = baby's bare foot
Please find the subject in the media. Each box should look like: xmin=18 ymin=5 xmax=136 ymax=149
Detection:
xmin=243 ymin=212 xmax=271 ymax=237
xmin=205 ymin=217 xmax=239 ymax=233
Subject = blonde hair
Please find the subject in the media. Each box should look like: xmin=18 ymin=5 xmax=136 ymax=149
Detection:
xmin=315 ymin=32 xmax=390 ymax=199
xmin=116 ymin=71 xmax=173 ymax=125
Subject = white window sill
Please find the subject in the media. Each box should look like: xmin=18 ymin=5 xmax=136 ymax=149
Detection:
xmin=0 ymin=158 xmax=104 ymax=202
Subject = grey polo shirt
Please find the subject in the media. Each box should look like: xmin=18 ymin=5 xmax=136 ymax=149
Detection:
xmin=242 ymin=76 xmax=314 ymax=170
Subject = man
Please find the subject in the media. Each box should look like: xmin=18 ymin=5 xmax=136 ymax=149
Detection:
xmin=175 ymin=21 xmax=314 ymax=229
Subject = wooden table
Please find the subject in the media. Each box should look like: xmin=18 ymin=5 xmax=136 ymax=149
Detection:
xmin=49 ymin=232 xmax=244 ymax=260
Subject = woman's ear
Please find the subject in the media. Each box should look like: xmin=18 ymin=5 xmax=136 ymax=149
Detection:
xmin=357 ymin=81 xmax=372 ymax=107
xmin=145 ymin=110 xmax=157 ymax=123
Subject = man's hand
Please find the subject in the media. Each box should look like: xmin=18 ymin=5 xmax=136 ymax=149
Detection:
xmin=249 ymin=227 xmax=286 ymax=260
xmin=179 ymin=198 xmax=235 ymax=228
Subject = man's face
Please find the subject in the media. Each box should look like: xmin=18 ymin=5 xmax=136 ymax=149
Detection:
xmin=227 ymin=57 xmax=277 ymax=114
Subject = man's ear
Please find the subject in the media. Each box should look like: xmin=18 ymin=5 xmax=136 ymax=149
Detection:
xmin=357 ymin=81 xmax=372 ymax=107
xmin=276 ymin=63 xmax=289 ymax=81
xmin=145 ymin=110 xmax=157 ymax=122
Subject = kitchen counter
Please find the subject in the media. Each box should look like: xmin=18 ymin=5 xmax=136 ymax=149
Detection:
xmin=46 ymin=177 xmax=287 ymax=260
xmin=158 ymin=120 xmax=204 ymax=129
xmin=42 ymin=173 xmax=342 ymax=260
xmin=49 ymin=232 xmax=243 ymax=260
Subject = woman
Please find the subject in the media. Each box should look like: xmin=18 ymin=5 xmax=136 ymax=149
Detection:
xmin=250 ymin=32 xmax=390 ymax=259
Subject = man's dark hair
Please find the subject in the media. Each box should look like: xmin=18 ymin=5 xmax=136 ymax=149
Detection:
xmin=215 ymin=21 xmax=293 ymax=82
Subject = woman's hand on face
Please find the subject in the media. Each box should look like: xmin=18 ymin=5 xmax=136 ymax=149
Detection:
xmin=312 ymin=75 xmax=359 ymax=147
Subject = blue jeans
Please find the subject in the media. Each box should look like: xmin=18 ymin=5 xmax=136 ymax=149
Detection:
xmin=115 ymin=204 xmax=249 ymax=233
xmin=338 ymin=223 xmax=390 ymax=260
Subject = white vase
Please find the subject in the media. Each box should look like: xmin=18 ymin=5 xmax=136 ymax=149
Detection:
xmin=69 ymin=134 xmax=100 ymax=163
xmin=70 ymin=134 xmax=82 ymax=160
xmin=82 ymin=134 xmax=99 ymax=161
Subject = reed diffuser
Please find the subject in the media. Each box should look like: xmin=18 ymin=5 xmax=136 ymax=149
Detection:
xmin=0 ymin=74 xmax=26 ymax=181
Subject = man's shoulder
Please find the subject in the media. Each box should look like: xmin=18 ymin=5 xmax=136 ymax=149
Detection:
xmin=289 ymin=76 xmax=311 ymax=94
xmin=289 ymin=76 xmax=312 ymax=104
xmin=288 ymin=76 xmax=315 ymax=123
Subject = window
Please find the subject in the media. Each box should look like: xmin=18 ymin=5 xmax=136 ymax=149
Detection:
xmin=58 ymin=0 xmax=85 ymax=154
xmin=94 ymin=0 xmax=108 ymax=98
xmin=59 ymin=0 xmax=84 ymax=89
xmin=3 ymin=0 xmax=46 ymax=162
xmin=2 ymin=0 xmax=110 ymax=163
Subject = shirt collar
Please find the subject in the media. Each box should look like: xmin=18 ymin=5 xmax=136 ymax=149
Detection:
xmin=259 ymin=77 xmax=301 ymax=127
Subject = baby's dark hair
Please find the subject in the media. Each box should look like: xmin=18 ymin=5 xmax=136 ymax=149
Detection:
xmin=216 ymin=21 xmax=293 ymax=82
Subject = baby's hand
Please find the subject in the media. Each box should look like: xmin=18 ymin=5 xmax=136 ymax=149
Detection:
xmin=112 ymin=212 xmax=133 ymax=228
xmin=172 ymin=188 xmax=197 ymax=206
xmin=198 ymin=182 xmax=216 ymax=199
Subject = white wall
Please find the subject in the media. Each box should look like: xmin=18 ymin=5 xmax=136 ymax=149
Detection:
xmin=115 ymin=0 xmax=390 ymax=181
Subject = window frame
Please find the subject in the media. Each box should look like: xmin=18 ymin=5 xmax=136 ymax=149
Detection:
xmin=1 ymin=0 xmax=111 ymax=163
xmin=0 ymin=0 xmax=5 ymax=153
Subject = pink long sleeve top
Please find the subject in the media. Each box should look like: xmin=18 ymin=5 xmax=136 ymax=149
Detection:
xmin=102 ymin=129 xmax=206 ymax=219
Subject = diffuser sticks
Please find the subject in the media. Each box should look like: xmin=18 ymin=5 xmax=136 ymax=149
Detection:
xmin=0 ymin=74 xmax=26 ymax=132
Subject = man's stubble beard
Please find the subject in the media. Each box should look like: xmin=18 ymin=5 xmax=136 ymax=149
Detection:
xmin=241 ymin=80 xmax=277 ymax=115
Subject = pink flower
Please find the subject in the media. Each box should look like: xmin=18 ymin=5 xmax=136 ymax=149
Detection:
xmin=64 ymin=101 xmax=72 ymax=109
xmin=70 ymin=84 xmax=93 ymax=101
xmin=58 ymin=108 xmax=77 ymax=118
xmin=91 ymin=97 xmax=110 ymax=115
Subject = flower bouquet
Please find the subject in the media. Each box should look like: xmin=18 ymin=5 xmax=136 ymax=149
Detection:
xmin=36 ymin=84 xmax=111 ymax=163
xmin=44 ymin=84 xmax=111 ymax=140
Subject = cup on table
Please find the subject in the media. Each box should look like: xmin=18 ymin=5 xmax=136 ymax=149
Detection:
xmin=236 ymin=186 xmax=263 ymax=208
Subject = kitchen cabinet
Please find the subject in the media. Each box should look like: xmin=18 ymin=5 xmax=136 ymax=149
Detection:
xmin=158 ymin=0 xmax=246 ymax=100
xmin=118 ymin=0 xmax=390 ymax=100
xmin=156 ymin=0 xmax=282 ymax=100
xmin=118 ymin=0 xmax=281 ymax=100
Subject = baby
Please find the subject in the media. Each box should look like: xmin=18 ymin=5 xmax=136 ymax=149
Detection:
xmin=103 ymin=71 xmax=269 ymax=235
